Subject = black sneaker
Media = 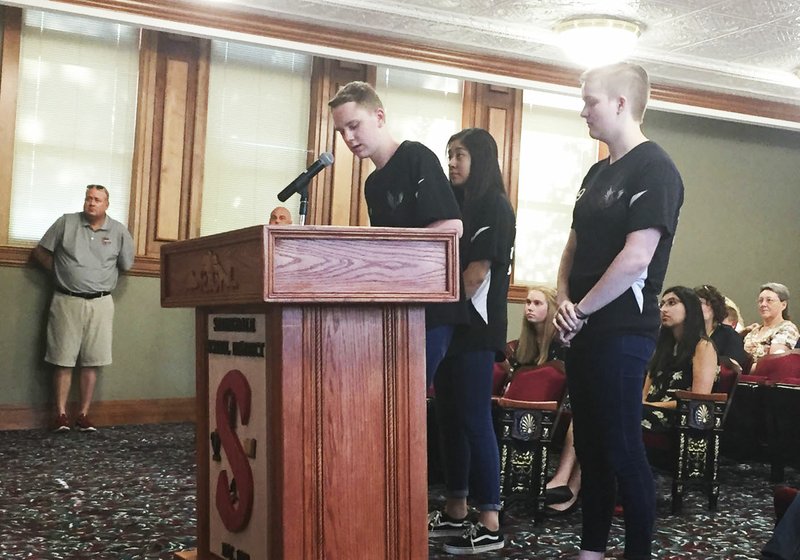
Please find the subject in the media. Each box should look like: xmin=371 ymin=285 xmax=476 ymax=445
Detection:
xmin=427 ymin=510 xmax=471 ymax=537
xmin=443 ymin=523 xmax=504 ymax=555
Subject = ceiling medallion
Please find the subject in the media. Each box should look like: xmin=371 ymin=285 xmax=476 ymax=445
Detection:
xmin=555 ymin=15 xmax=642 ymax=69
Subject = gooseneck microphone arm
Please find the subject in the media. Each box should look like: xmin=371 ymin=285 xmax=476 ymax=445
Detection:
xmin=277 ymin=152 xmax=334 ymax=203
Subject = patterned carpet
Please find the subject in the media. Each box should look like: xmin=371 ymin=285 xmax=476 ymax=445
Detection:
xmin=0 ymin=423 xmax=794 ymax=559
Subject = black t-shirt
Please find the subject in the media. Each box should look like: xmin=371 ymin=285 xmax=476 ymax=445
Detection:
xmin=364 ymin=140 xmax=464 ymax=328
xmin=365 ymin=141 xmax=461 ymax=228
xmin=710 ymin=323 xmax=747 ymax=367
xmin=569 ymin=141 xmax=684 ymax=343
xmin=449 ymin=189 xmax=516 ymax=353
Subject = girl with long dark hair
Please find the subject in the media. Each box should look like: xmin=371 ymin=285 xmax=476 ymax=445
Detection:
xmin=427 ymin=128 xmax=515 ymax=555
xmin=642 ymin=286 xmax=718 ymax=432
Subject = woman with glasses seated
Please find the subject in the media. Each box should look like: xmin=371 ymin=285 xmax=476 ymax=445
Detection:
xmin=742 ymin=283 xmax=799 ymax=373
xmin=642 ymin=286 xmax=718 ymax=433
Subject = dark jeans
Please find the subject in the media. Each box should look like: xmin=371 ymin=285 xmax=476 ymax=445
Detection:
xmin=426 ymin=325 xmax=454 ymax=389
xmin=434 ymin=350 xmax=501 ymax=511
xmin=566 ymin=334 xmax=656 ymax=560
xmin=763 ymin=493 xmax=800 ymax=559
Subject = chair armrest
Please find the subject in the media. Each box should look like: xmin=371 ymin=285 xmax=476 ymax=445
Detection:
xmin=770 ymin=381 xmax=800 ymax=390
xmin=738 ymin=375 xmax=768 ymax=385
xmin=496 ymin=397 xmax=559 ymax=411
xmin=674 ymin=390 xmax=727 ymax=402
xmin=719 ymin=356 xmax=743 ymax=374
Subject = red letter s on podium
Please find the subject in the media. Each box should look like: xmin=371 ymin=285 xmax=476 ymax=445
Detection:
xmin=214 ymin=369 xmax=254 ymax=532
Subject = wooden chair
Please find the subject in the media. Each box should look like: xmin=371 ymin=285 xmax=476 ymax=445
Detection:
xmin=492 ymin=360 xmax=567 ymax=522
xmin=643 ymin=359 xmax=741 ymax=514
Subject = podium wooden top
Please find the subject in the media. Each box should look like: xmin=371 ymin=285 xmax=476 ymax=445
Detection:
xmin=160 ymin=225 xmax=460 ymax=308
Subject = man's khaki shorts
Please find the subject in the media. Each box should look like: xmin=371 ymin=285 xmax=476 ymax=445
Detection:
xmin=45 ymin=292 xmax=115 ymax=367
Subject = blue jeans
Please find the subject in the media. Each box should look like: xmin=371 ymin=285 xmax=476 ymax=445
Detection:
xmin=426 ymin=325 xmax=454 ymax=389
xmin=566 ymin=334 xmax=656 ymax=560
xmin=434 ymin=350 xmax=501 ymax=512
xmin=763 ymin=493 xmax=800 ymax=559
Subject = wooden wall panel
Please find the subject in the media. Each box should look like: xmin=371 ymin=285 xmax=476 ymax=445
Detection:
xmin=461 ymin=82 xmax=523 ymax=210
xmin=0 ymin=7 xmax=21 ymax=246
xmin=134 ymin=33 xmax=209 ymax=258
xmin=128 ymin=29 xmax=159 ymax=267
xmin=156 ymin=57 xmax=190 ymax=241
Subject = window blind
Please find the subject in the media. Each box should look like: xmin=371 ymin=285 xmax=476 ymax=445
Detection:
xmin=514 ymin=90 xmax=598 ymax=286
xmin=201 ymin=41 xmax=312 ymax=235
xmin=375 ymin=66 xmax=463 ymax=170
xmin=8 ymin=10 xmax=138 ymax=243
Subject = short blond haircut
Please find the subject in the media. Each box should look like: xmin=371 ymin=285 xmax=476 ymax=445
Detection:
xmin=581 ymin=62 xmax=650 ymax=122
xmin=328 ymin=81 xmax=383 ymax=111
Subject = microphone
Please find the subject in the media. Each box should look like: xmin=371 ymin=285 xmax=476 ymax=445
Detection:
xmin=277 ymin=152 xmax=334 ymax=202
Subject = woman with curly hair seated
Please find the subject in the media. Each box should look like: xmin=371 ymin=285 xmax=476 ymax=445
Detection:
xmin=694 ymin=284 xmax=747 ymax=368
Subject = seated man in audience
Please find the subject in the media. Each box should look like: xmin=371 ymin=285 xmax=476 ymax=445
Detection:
xmin=268 ymin=205 xmax=292 ymax=225
xmin=723 ymin=296 xmax=746 ymax=333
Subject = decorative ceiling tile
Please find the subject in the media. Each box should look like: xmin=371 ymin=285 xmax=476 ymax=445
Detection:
xmin=708 ymin=0 xmax=800 ymax=21
xmin=200 ymin=0 xmax=800 ymax=104
xmin=677 ymin=23 xmax=800 ymax=60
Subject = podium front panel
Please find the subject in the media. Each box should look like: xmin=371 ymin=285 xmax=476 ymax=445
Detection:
xmin=195 ymin=303 xmax=427 ymax=560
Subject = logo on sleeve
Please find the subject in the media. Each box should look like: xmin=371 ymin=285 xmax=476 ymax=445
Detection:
xmin=629 ymin=190 xmax=648 ymax=207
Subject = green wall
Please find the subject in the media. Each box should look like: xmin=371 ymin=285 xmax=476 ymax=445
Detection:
xmin=507 ymin=109 xmax=800 ymax=341
xmin=0 ymin=265 xmax=195 ymax=406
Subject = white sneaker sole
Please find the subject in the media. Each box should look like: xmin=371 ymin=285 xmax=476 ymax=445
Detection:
xmin=428 ymin=527 xmax=469 ymax=538
xmin=443 ymin=540 xmax=505 ymax=555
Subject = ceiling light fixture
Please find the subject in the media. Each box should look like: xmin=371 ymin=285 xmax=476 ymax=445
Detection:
xmin=555 ymin=16 xmax=642 ymax=69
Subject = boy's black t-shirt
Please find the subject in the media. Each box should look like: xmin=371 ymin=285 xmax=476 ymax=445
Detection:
xmin=365 ymin=140 xmax=461 ymax=227
xmin=364 ymin=140 xmax=465 ymax=328
xmin=448 ymin=189 xmax=516 ymax=354
xmin=569 ymin=141 xmax=684 ymax=343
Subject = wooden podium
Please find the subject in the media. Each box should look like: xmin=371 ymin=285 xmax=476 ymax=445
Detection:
xmin=161 ymin=225 xmax=458 ymax=560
